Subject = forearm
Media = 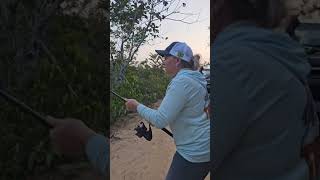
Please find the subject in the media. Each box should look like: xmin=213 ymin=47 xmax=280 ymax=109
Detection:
xmin=136 ymin=80 xmax=187 ymax=128
xmin=85 ymin=134 xmax=109 ymax=176
xmin=137 ymin=104 xmax=169 ymax=129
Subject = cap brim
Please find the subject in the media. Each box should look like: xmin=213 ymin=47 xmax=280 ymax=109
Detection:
xmin=155 ymin=50 xmax=170 ymax=57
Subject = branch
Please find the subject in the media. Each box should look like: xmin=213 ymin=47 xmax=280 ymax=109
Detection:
xmin=120 ymin=38 xmax=125 ymax=62
xmin=39 ymin=0 xmax=49 ymax=11
xmin=37 ymin=39 xmax=78 ymax=98
xmin=174 ymin=12 xmax=197 ymax=16
xmin=165 ymin=0 xmax=175 ymax=11
xmin=127 ymin=3 xmax=156 ymax=63
xmin=172 ymin=0 xmax=182 ymax=13
xmin=38 ymin=0 xmax=65 ymax=25
xmin=165 ymin=17 xmax=199 ymax=24
xmin=77 ymin=0 xmax=92 ymax=16
xmin=37 ymin=40 xmax=58 ymax=64
xmin=129 ymin=17 xmax=153 ymax=61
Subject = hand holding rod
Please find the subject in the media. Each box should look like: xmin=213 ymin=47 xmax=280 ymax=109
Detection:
xmin=111 ymin=90 xmax=173 ymax=138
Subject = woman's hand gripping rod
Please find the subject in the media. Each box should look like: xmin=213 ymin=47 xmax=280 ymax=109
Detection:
xmin=111 ymin=90 xmax=173 ymax=138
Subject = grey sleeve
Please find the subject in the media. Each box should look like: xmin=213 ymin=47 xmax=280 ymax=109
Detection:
xmin=212 ymin=48 xmax=252 ymax=173
xmin=85 ymin=134 xmax=109 ymax=176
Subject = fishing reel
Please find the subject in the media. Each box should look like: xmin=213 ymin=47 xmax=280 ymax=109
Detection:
xmin=134 ymin=122 xmax=152 ymax=141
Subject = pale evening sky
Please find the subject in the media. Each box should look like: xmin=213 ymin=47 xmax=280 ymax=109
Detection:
xmin=136 ymin=0 xmax=210 ymax=65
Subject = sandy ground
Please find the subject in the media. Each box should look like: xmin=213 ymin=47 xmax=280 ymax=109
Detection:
xmin=110 ymin=101 xmax=210 ymax=180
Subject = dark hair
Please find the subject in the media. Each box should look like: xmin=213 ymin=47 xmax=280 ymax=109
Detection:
xmin=230 ymin=0 xmax=285 ymax=28
xmin=192 ymin=54 xmax=201 ymax=70
xmin=178 ymin=54 xmax=203 ymax=69
xmin=211 ymin=0 xmax=286 ymax=37
xmin=180 ymin=59 xmax=194 ymax=69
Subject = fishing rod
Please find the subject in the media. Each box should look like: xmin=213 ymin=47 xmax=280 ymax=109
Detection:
xmin=111 ymin=90 xmax=173 ymax=139
xmin=0 ymin=88 xmax=52 ymax=129
xmin=111 ymin=90 xmax=126 ymax=102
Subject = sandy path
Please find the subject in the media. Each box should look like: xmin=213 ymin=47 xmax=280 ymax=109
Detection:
xmin=110 ymin=101 xmax=210 ymax=180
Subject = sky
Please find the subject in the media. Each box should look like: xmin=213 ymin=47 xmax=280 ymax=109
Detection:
xmin=136 ymin=0 xmax=210 ymax=65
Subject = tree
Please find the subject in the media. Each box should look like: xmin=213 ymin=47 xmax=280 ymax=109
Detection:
xmin=0 ymin=0 xmax=65 ymax=89
xmin=140 ymin=53 xmax=163 ymax=69
xmin=0 ymin=0 xmax=104 ymax=89
xmin=0 ymin=1 xmax=107 ymax=178
xmin=110 ymin=0 xmax=198 ymax=88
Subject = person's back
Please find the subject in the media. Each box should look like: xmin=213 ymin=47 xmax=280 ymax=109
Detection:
xmin=212 ymin=22 xmax=311 ymax=180
xmin=169 ymin=69 xmax=210 ymax=162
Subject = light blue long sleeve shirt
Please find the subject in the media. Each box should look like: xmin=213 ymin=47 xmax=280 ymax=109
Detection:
xmin=212 ymin=21 xmax=312 ymax=180
xmin=85 ymin=134 xmax=109 ymax=177
xmin=137 ymin=69 xmax=210 ymax=163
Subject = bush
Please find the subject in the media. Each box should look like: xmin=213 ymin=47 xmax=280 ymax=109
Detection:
xmin=0 ymin=14 xmax=107 ymax=179
xmin=111 ymin=65 xmax=170 ymax=125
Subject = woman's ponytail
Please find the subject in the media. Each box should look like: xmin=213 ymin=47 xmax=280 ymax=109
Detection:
xmin=192 ymin=54 xmax=201 ymax=71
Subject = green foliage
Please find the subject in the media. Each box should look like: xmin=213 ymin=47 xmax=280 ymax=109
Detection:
xmin=0 ymin=13 xmax=107 ymax=180
xmin=111 ymin=66 xmax=170 ymax=124
xmin=110 ymin=0 xmax=188 ymax=86
xmin=110 ymin=0 xmax=163 ymax=40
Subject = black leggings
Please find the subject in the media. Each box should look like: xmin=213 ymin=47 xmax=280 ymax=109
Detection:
xmin=166 ymin=152 xmax=210 ymax=180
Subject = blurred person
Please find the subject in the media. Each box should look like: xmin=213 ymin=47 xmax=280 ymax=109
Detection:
xmin=46 ymin=116 xmax=109 ymax=177
xmin=211 ymin=0 xmax=316 ymax=179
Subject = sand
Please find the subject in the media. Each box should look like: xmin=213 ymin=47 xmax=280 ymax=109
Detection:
xmin=110 ymin=101 xmax=210 ymax=180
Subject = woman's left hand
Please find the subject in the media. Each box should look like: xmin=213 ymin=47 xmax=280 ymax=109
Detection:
xmin=125 ymin=99 xmax=140 ymax=112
